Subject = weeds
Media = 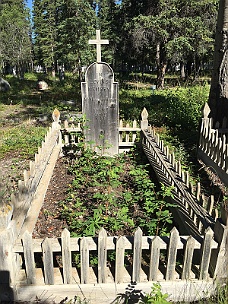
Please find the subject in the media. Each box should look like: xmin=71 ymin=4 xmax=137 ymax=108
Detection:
xmin=140 ymin=283 xmax=169 ymax=304
xmin=59 ymin=147 xmax=176 ymax=237
xmin=0 ymin=123 xmax=47 ymax=160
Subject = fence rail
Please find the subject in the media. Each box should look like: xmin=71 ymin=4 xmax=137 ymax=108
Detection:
xmin=13 ymin=225 xmax=224 ymax=287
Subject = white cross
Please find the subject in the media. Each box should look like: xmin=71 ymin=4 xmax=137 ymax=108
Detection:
xmin=89 ymin=30 xmax=109 ymax=62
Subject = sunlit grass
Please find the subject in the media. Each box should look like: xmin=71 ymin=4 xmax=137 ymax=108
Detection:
xmin=0 ymin=122 xmax=47 ymax=160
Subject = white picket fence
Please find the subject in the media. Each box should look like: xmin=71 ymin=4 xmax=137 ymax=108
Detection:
xmin=60 ymin=118 xmax=141 ymax=154
xmin=0 ymin=108 xmax=227 ymax=303
xmin=198 ymin=102 xmax=228 ymax=186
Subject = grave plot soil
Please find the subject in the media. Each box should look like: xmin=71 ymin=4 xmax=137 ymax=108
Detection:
xmin=32 ymin=153 xmax=227 ymax=240
xmin=33 ymin=156 xmax=74 ymax=238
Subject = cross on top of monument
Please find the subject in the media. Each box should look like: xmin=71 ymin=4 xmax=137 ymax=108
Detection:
xmin=89 ymin=30 xmax=109 ymax=63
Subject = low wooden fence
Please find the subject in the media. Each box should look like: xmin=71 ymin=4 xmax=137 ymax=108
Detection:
xmin=9 ymin=216 xmax=228 ymax=302
xmin=198 ymin=102 xmax=228 ymax=186
xmin=0 ymin=121 xmax=61 ymax=236
xmin=13 ymin=225 xmax=226 ymax=286
xmin=141 ymin=126 xmax=217 ymax=236
xmin=60 ymin=118 xmax=141 ymax=154
xmin=0 ymin=108 xmax=228 ymax=303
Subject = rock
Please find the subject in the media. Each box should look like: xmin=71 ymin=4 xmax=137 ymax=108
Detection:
xmin=0 ymin=78 xmax=10 ymax=92
xmin=37 ymin=80 xmax=48 ymax=91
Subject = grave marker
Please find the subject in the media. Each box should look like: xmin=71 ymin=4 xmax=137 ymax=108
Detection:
xmin=89 ymin=30 xmax=109 ymax=63
xmin=82 ymin=30 xmax=119 ymax=155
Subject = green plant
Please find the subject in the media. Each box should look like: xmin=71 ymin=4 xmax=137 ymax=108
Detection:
xmin=0 ymin=123 xmax=47 ymax=160
xmin=61 ymin=295 xmax=90 ymax=304
xmin=59 ymin=147 xmax=175 ymax=237
xmin=139 ymin=283 xmax=170 ymax=304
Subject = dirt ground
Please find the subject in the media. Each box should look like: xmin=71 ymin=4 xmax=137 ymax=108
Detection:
xmin=0 ymin=104 xmax=70 ymax=238
xmin=32 ymin=156 xmax=74 ymax=238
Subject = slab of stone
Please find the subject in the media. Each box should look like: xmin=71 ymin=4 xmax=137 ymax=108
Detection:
xmin=81 ymin=62 xmax=119 ymax=155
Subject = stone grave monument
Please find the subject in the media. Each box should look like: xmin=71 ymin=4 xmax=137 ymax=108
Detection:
xmin=81 ymin=30 xmax=119 ymax=155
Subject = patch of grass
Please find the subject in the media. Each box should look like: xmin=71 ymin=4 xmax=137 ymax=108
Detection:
xmin=0 ymin=122 xmax=47 ymax=160
xmin=0 ymin=72 xmax=82 ymax=110
xmin=119 ymin=84 xmax=209 ymax=131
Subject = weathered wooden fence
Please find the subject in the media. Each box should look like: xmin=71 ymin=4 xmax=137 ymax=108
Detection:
xmin=13 ymin=225 xmax=225 ymax=286
xmin=0 ymin=121 xmax=61 ymax=236
xmin=0 ymin=108 xmax=228 ymax=303
xmin=60 ymin=118 xmax=141 ymax=154
xmin=198 ymin=102 xmax=228 ymax=186
xmin=10 ymin=217 xmax=228 ymax=302
xmin=140 ymin=123 xmax=217 ymax=237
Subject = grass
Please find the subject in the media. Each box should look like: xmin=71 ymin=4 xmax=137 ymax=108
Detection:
xmin=0 ymin=72 xmax=81 ymax=110
xmin=0 ymin=121 xmax=47 ymax=160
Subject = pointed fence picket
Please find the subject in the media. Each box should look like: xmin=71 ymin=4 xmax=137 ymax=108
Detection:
xmin=141 ymin=125 xmax=217 ymax=235
xmin=198 ymin=102 xmax=228 ymax=186
xmin=13 ymin=226 xmax=224 ymax=287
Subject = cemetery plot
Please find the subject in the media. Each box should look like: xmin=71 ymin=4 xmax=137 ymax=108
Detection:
xmin=33 ymin=147 xmax=176 ymax=239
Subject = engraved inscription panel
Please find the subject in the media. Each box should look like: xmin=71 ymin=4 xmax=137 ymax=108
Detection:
xmin=81 ymin=62 xmax=119 ymax=155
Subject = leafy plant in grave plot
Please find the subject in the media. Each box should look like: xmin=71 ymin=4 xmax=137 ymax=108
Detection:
xmin=139 ymin=283 xmax=169 ymax=304
xmin=59 ymin=147 xmax=176 ymax=237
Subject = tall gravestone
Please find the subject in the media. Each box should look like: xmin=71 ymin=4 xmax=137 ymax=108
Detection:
xmin=81 ymin=30 xmax=119 ymax=155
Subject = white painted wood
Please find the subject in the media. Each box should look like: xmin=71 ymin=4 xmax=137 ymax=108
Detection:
xmin=42 ymin=238 xmax=54 ymax=285
xmin=22 ymin=231 xmax=36 ymax=284
xmin=61 ymin=228 xmax=72 ymax=284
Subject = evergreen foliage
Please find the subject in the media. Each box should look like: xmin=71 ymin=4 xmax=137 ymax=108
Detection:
xmin=0 ymin=0 xmax=219 ymax=85
xmin=126 ymin=0 xmax=218 ymax=87
xmin=0 ymin=0 xmax=218 ymax=83
xmin=0 ymin=0 xmax=32 ymax=77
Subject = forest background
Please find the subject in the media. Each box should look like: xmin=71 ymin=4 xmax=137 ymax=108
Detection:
xmin=0 ymin=0 xmax=219 ymax=88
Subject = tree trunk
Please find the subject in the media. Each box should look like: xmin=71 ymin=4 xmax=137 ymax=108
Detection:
xmin=185 ymin=60 xmax=192 ymax=81
xmin=157 ymin=63 xmax=167 ymax=89
xmin=156 ymin=42 xmax=167 ymax=89
xmin=208 ymin=0 xmax=228 ymax=125
xmin=52 ymin=65 xmax=55 ymax=78
xmin=180 ymin=61 xmax=185 ymax=80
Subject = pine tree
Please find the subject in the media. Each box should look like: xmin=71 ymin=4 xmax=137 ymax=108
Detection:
xmin=33 ymin=0 xmax=97 ymax=77
xmin=0 ymin=0 xmax=32 ymax=77
xmin=57 ymin=0 xmax=96 ymax=72
xmin=120 ymin=0 xmax=218 ymax=88
xmin=33 ymin=0 xmax=59 ymax=77
xmin=96 ymin=0 xmax=121 ymax=66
